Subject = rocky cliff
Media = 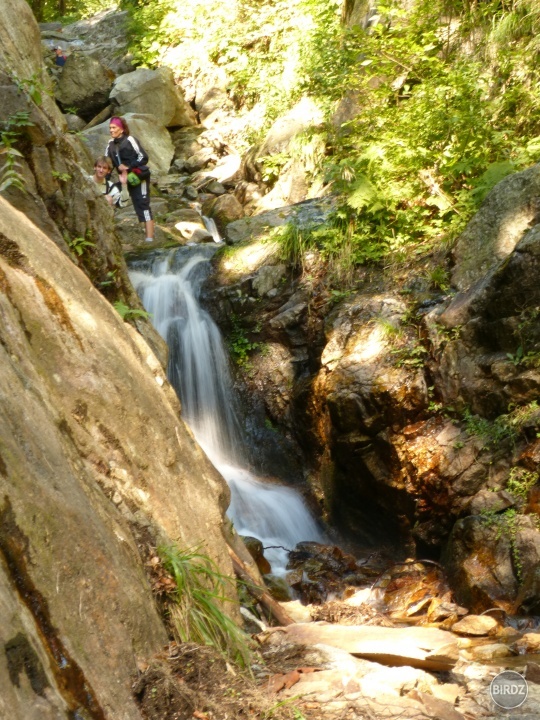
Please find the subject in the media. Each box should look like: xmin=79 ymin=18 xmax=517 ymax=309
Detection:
xmin=205 ymin=166 xmax=540 ymax=616
xmin=0 ymin=2 xmax=235 ymax=718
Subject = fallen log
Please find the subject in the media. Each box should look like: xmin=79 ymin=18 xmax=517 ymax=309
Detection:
xmin=83 ymin=104 xmax=113 ymax=130
xmin=227 ymin=545 xmax=294 ymax=627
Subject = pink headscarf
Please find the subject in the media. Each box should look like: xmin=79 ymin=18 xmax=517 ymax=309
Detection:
xmin=109 ymin=117 xmax=123 ymax=130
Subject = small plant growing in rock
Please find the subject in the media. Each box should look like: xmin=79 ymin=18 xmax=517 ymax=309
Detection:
xmin=0 ymin=111 xmax=33 ymax=192
xmin=52 ymin=170 xmax=72 ymax=182
xmin=427 ymin=265 xmax=450 ymax=292
xmin=68 ymin=236 xmax=95 ymax=256
xmin=506 ymin=467 xmax=539 ymax=501
xmin=113 ymin=301 xmax=152 ymax=321
xmin=462 ymin=408 xmax=518 ymax=449
xmin=228 ymin=316 xmax=260 ymax=366
xmin=373 ymin=315 xmax=404 ymax=342
xmin=13 ymin=72 xmax=47 ymax=106
xmin=480 ymin=508 xmax=523 ymax=583
xmin=98 ymin=269 xmax=118 ymax=288
xmin=391 ymin=342 xmax=428 ymax=367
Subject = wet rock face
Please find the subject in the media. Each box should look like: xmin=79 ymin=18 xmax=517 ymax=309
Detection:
xmin=442 ymin=515 xmax=540 ymax=614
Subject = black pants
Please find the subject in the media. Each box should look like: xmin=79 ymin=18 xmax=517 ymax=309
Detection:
xmin=128 ymin=179 xmax=152 ymax=223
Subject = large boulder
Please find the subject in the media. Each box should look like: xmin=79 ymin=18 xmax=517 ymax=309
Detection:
xmin=443 ymin=515 xmax=540 ymax=613
xmin=110 ymin=66 xmax=197 ymax=128
xmin=0 ymin=0 xmax=43 ymax=81
xmin=225 ymin=199 xmax=331 ymax=244
xmin=61 ymin=9 xmax=134 ymax=75
xmin=427 ymin=223 xmax=540 ymax=417
xmin=197 ymin=85 xmax=235 ymax=128
xmin=452 ymin=163 xmax=540 ymax=291
xmin=203 ymin=193 xmax=244 ymax=234
xmin=81 ymin=112 xmax=175 ymax=177
xmin=259 ymin=97 xmax=324 ymax=157
xmin=241 ymin=97 xmax=325 ymax=212
xmin=54 ymin=50 xmax=115 ymax=119
xmin=0 ymin=7 xmax=238 ymax=716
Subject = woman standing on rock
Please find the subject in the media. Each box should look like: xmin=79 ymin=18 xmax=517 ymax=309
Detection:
xmin=105 ymin=116 xmax=154 ymax=243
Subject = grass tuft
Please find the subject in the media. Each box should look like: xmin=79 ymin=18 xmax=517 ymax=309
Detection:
xmin=158 ymin=544 xmax=251 ymax=669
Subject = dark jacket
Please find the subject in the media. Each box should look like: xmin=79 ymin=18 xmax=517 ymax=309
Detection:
xmin=105 ymin=134 xmax=148 ymax=172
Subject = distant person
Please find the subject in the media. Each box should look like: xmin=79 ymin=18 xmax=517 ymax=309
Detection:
xmin=105 ymin=116 xmax=154 ymax=243
xmin=92 ymin=156 xmax=129 ymax=208
xmin=54 ymin=46 xmax=67 ymax=66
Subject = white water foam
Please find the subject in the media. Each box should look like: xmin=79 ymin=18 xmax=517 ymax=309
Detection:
xmin=130 ymin=249 xmax=323 ymax=574
xmin=202 ymin=216 xmax=222 ymax=243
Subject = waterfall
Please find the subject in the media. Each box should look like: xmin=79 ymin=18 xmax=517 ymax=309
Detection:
xmin=129 ymin=247 xmax=323 ymax=573
xmin=202 ymin=216 xmax=222 ymax=243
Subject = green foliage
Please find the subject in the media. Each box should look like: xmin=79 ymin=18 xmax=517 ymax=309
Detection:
xmin=462 ymin=408 xmax=517 ymax=449
xmin=274 ymin=223 xmax=310 ymax=269
xmin=52 ymin=170 xmax=71 ymax=182
xmin=462 ymin=401 xmax=539 ymax=449
xmin=113 ymin=0 xmax=540 ymax=278
xmin=259 ymin=152 xmax=290 ymax=185
xmin=506 ymin=467 xmax=539 ymax=501
xmin=372 ymin=315 xmax=403 ymax=341
xmin=122 ymin=0 xmax=340 ymax=146
xmin=98 ymin=268 xmax=118 ymax=288
xmin=0 ymin=112 xmax=33 ymax=193
xmin=27 ymin=0 xmax=114 ymax=23
xmin=391 ymin=342 xmax=428 ymax=368
xmin=479 ymin=507 xmax=524 ymax=581
xmin=13 ymin=72 xmax=47 ymax=106
xmin=113 ymin=300 xmax=152 ymax=321
xmin=264 ymin=696 xmax=306 ymax=720
xmin=158 ymin=544 xmax=251 ymax=668
xmin=228 ymin=316 xmax=260 ymax=366
xmin=512 ymin=306 xmax=540 ymax=367
xmin=506 ymin=346 xmax=525 ymax=366
xmin=297 ymin=0 xmax=540 ymax=272
xmin=68 ymin=236 xmax=96 ymax=256
xmin=428 ymin=265 xmax=451 ymax=292
xmin=273 ymin=215 xmax=385 ymax=287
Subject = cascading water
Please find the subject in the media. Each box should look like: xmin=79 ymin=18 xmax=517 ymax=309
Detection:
xmin=202 ymin=216 xmax=222 ymax=243
xmin=129 ymin=246 xmax=323 ymax=573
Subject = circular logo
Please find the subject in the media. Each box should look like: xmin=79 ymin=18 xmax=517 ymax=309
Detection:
xmin=490 ymin=670 xmax=528 ymax=709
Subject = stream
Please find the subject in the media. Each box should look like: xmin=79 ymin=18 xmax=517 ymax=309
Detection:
xmin=128 ymin=245 xmax=323 ymax=574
